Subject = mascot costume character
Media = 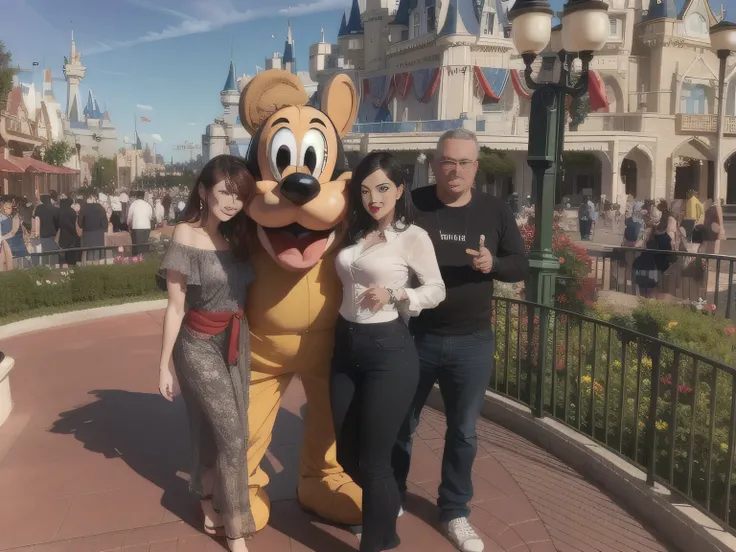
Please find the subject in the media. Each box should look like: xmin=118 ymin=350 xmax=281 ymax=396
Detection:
xmin=238 ymin=68 xmax=362 ymax=530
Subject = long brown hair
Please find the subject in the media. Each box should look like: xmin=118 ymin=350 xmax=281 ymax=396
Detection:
xmin=181 ymin=154 xmax=255 ymax=260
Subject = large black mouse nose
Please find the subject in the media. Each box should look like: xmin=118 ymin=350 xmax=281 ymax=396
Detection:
xmin=280 ymin=173 xmax=321 ymax=206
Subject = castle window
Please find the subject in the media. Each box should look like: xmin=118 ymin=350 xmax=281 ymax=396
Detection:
xmin=427 ymin=6 xmax=436 ymax=31
xmin=609 ymin=18 xmax=616 ymax=36
xmin=413 ymin=11 xmax=420 ymax=37
xmin=685 ymin=13 xmax=708 ymax=36
xmin=484 ymin=12 xmax=495 ymax=35
xmin=680 ymin=83 xmax=708 ymax=115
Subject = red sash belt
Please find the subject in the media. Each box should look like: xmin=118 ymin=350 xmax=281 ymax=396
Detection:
xmin=184 ymin=309 xmax=244 ymax=366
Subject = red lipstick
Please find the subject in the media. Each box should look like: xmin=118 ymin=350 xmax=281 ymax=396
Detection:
xmin=369 ymin=205 xmax=381 ymax=214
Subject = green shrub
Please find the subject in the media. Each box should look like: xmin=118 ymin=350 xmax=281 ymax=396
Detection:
xmin=0 ymin=257 xmax=164 ymax=319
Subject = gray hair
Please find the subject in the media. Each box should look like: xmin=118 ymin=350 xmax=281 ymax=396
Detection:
xmin=436 ymin=129 xmax=479 ymax=154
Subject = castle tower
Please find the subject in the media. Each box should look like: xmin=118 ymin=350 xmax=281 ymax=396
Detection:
xmin=220 ymin=61 xmax=240 ymax=131
xmin=63 ymin=30 xmax=86 ymax=122
xmin=338 ymin=0 xmax=365 ymax=71
xmin=363 ymin=0 xmax=394 ymax=72
xmin=309 ymin=28 xmax=335 ymax=81
xmin=283 ymin=20 xmax=296 ymax=74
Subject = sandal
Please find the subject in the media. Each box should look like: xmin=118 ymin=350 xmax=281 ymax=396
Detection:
xmin=200 ymin=495 xmax=224 ymax=536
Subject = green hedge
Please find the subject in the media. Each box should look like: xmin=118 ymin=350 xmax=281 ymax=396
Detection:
xmin=0 ymin=257 xmax=165 ymax=319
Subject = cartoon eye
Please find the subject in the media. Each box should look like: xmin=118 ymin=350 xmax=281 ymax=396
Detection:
xmin=269 ymin=127 xmax=297 ymax=180
xmin=300 ymin=128 xmax=327 ymax=179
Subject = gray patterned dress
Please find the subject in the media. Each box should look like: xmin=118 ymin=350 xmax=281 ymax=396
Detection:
xmin=160 ymin=242 xmax=256 ymax=539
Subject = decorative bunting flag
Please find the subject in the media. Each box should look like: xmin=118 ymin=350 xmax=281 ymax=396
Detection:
xmin=140 ymin=116 xmax=151 ymax=122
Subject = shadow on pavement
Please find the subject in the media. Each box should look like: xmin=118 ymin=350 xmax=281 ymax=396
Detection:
xmin=47 ymin=389 xmax=354 ymax=551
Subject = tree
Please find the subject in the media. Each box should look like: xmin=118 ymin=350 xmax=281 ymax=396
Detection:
xmin=42 ymin=140 xmax=75 ymax=166
xmin=92 ymin=156 xmax=117 ymax=191
xmin=0 ymin=41 xmax=16 ymax=110
xmin=568 ymin=94 xmax=591 ymax=131
xmin=478 ymin=147 xmax=515 ymax=176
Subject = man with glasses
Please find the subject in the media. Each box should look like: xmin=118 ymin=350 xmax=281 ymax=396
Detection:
xmin=393 ymin=129 xmax=528 ymax=552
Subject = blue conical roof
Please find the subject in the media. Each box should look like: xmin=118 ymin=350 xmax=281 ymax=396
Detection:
xmin=642 ymin=0 xmax=677 ymax=21
xmin=223 ymin=61 xmax=237 ymax=92
xmin=392 ymin=0 xmax=416 ymax=25
xmin=338 ymin=12 xmax=348 ymax=36
xmin=344 ymin=0 xmax=364 ymax=35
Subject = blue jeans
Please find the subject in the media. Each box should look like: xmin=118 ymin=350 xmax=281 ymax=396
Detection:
xmin=392 ymin=328 xmax=495 ymax=522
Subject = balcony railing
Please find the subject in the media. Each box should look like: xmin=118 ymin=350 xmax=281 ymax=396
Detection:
xmin=351 ymin=119 xmax=465 ymax=134
xmin=491 ymin=296 xmax=736 ymax=533
xmin=676 ymin=113 xmax=736 ymax=135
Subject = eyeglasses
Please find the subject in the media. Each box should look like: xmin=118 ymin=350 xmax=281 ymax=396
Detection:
xmin=439 ymin=159 xmax=477 ymax=172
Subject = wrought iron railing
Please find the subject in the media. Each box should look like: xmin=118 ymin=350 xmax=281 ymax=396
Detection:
xmin=491 ymin=296 xmax=736 ymax=531
xmin=586 ymin=248 xmax=736 ymax=321
xmin=351 ymin=119 xmax=465 ymax=134
xmin=10 ymin=242 xmax=161 ymax=269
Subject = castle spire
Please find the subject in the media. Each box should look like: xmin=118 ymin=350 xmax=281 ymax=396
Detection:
xmin=287 ymin=19 xmax=293 ymax=43
xmin=71 ymin=29 xmax=76 ymax=57
xmin=642 ymin=0 xmax=677 ymax=21
xmin=222 ymin=60 xmax=237 ymax=92
xmin=321 ymin=28 xmax=325 ymax=43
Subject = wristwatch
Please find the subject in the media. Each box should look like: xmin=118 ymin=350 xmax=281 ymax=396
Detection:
xmin=387 ymin=288 xmax=398 ymax=305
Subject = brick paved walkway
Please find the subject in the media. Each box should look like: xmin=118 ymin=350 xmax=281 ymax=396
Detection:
xmin=0 ymin=310 xmax=675 ymax=551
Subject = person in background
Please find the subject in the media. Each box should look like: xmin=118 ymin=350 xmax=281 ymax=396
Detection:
xmin=578 ymin=196 xmax=593 ymax=240
xmin=507 ymin=192 xmax=519 ymax=215
xmin=683 ymin=189 xmax=704 ymax=242
xmin=394 ymin=129 xmax=529 ymax=552
xmin=0 ymin=197 xmax=28 ymax=269
xmin=32 ymin=194 xmax=60 ymax=266
xmin=155 ymin=197 xmax=165 ymax=227
xmin=128 ymin=190 xmax=153 ymax=255
xmin=78 ymin=195 xmax=108 ymax=264
xmin=162 ymin=194 xmax=172 ymax=225
xmin=331 ymin=152 xmax=445 ymax=552
xmin=19 ymin=196 xmax=33 ymax=233
xmin=57 ymin=198 xmax=81 ymax=266
xmin=701 ymin=199 xmax=726 ymax=254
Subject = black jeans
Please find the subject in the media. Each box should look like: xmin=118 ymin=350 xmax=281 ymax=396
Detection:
xmin=330 ymin=316 xmax=419 ymax=552
xmin=392 ymin=328 xmax=495 ymax=523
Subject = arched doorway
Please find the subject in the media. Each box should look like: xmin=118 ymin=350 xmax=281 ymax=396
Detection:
xmin=559 ymin=152 xmax=602 ymax=205
xmin=670 ymin=139 xmax=713 ymax=200
xmin=603 ymin=77 xmax=624 ymax=113
xmin=724 ymin=152 xmax=736 ymax=204
xmin=621 ymin=146 xmax=653 ymax=200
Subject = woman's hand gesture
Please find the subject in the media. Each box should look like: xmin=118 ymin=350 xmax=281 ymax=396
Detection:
xmin=158 ymin=366 xmax=177 ymax=401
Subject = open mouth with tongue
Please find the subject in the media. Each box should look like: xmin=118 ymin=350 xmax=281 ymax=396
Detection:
xmin=257 ymin=222 xmax=337 ymax=271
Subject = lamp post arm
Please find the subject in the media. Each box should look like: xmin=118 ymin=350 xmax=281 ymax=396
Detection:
xmin=565 ymin=52 xmax=593 ymax=97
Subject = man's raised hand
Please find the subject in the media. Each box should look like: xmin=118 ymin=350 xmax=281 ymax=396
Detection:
xmin=465 ymin=234 xmax=493 ymax=274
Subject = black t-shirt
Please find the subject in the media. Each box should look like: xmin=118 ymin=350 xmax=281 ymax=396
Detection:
xmin=33 ymin=203 xmax=59 ymax=238
xmin=410 ymin=186 xmax=529 ymax=335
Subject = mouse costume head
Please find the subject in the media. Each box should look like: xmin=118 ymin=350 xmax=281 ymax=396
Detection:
xmin=240 ymin=69 xmax=358 ymax=272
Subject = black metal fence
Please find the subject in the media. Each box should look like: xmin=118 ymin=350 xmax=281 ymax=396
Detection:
xmin=491 ymin=296 xmax=736 ymax=532
xmin=587 ymin=248 xmax=736 ymax=321
xmin=10 ymin=243 xmax=161 ymax=270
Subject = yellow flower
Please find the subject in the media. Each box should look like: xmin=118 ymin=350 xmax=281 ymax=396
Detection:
xmin=721 ymin=443 xmax=729 ymax=453
xmin=638 ymin=421 xmax=645 ymax=430
xmin=655 ymin=420 xmax=668 ymax=431
xmin=667 ymin=321 xmax=679 ymax=328
xmin=612 ymin=360 xmax=622 ymax=369
xmin=642 ymin=357 xmax=653 ymax=370
xmin=582 ymin=375 xmax=592 ymax=384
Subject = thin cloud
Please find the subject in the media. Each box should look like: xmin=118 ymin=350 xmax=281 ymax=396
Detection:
xmin=137 ymin=104 xmax=154 ymax=110
xmin=188 ymin=122 xmax=197 ymax=126
xmin=85 ymin=0 xmax=349 ymax=55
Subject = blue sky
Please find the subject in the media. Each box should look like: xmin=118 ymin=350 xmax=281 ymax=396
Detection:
xmin=3 ymin=0 xmax=735 ymax=162
xmin=2 ymin=0 xmax=351 ymax=162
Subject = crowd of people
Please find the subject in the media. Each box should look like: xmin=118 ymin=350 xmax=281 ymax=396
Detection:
xmin=617 ymin=191 xmax=727 ymax=296
xmin=0 ymin=187 xmax=193 ymax=270
xmin=157 ymin=129 xmax=528 ymax=552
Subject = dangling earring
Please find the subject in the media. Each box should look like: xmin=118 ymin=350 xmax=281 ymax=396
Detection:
xmin=199 ymin=199 xmax=204 ymax=210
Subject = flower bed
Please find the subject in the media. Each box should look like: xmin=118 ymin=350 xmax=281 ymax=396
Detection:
xmin=517 ymin=214 xmax=597 ymax=311
xmin=0 ymin=256 xmax=165 ymax=319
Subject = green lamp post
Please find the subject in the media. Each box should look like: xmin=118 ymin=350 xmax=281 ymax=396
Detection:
xmin=508 ymin=0 xmax=609 ymax=415
xmin=508 ymin=0 xmax=609 ymax=309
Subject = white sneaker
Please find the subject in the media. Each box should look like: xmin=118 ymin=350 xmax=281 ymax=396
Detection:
xmin=443 ymin=517 xmax=484 ymax=552
xmin=398 ymin=506 xmax=404 ymax=517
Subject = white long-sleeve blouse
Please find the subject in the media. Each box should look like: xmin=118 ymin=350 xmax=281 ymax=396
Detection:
xmin=335 ymin=224 xmax=446 ymax=324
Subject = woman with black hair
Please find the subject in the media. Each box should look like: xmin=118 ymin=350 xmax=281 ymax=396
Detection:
xmin=331 ymin=151 xmax=446 ymax=552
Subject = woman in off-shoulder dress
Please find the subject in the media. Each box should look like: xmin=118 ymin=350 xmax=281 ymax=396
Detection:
xmin=158 ymin=155 xmax=256 ymax=552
